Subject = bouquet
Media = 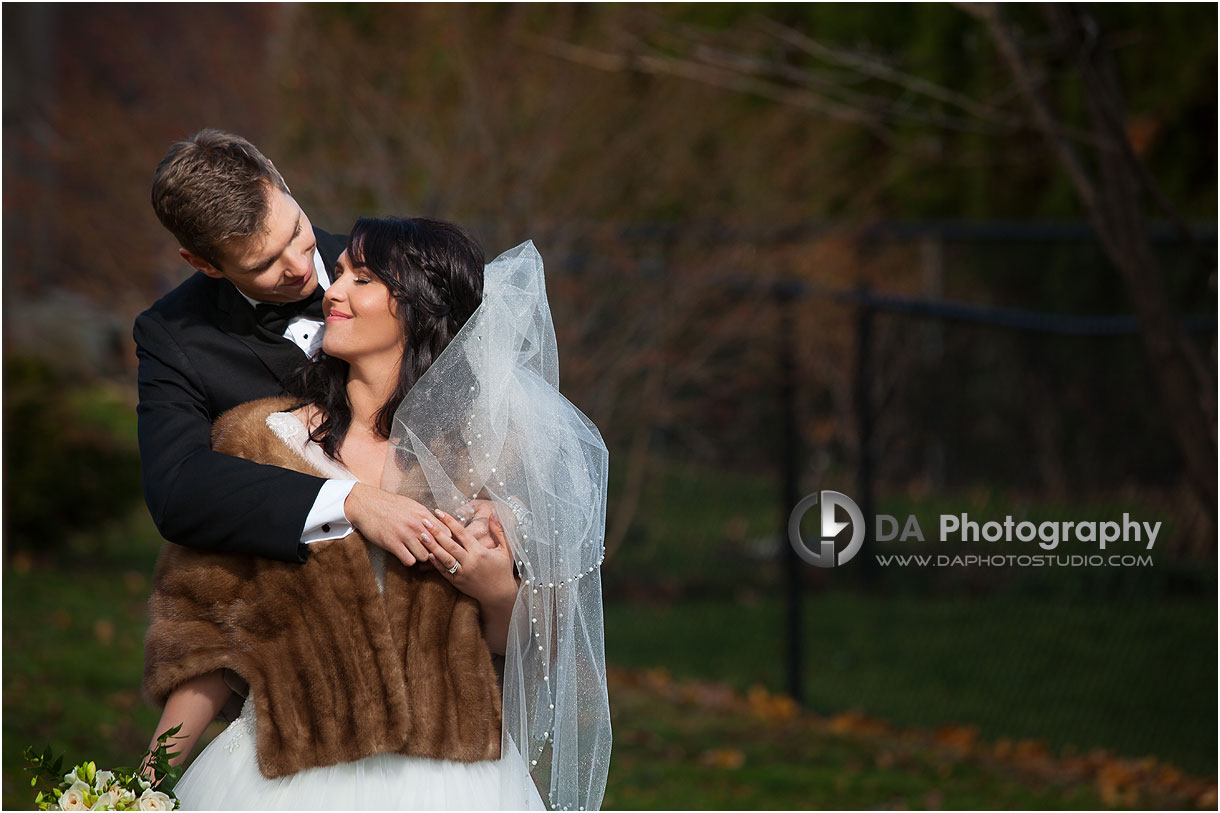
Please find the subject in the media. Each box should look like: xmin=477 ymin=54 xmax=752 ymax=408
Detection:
xmin=25 ymin=724 xmax=183 ymax=811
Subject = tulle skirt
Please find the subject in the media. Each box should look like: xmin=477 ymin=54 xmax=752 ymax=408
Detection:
xmin=172 ymin=697 xmax=547 ymax=810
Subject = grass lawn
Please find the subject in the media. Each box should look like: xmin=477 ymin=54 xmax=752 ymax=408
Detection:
xmin=602 ymin=666 xmax=1212 ymax=810
xmin=603 ymin=592 xmax=1217 ymax=779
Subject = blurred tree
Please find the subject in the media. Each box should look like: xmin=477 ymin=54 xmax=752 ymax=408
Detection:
xmin=526 ymin=1 xmax=1217 ymax=533
xmin=962 ymin=1 xmax=1215 ymax=542
xmin=2 ymin=4 xmax=282 ymax=345
xmin=3 ymin=357 xmax=142 ymax=553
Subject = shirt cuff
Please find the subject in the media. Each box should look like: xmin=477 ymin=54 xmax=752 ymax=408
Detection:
xmin=300 ymin=479 xmax=357 ymax=543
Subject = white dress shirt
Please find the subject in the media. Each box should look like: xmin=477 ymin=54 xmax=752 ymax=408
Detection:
xmin=237 ymin=249 xmax=355 ymax=544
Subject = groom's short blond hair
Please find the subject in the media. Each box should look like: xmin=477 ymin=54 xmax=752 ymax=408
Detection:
xmin=151 ymin=129 xmax=291 ymax=269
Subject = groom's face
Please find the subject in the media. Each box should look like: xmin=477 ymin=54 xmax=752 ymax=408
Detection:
xmin=189 ymin=187 xmax=320 ymax=304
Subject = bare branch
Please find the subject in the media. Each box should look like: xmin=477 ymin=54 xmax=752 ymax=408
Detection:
xmin=689 ymin=42 xmax=1018 ymax=136
xmin=1038 ymin=4 xmax=1216 ymax=272
xmin=520 ymin=32 xmax=903 ymax=146
xmin=755 ymin=16 xmax=1026 ymax=131
xmin=957 ymin=3 xmax=1106 ymax=223
xmin=525 ymin=14 xmax=1109 ymax=154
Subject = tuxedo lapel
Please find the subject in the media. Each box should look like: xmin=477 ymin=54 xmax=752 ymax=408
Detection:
xmin=215 ymin=281 xmax=307 ymax=386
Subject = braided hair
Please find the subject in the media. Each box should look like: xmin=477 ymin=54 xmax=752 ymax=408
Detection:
xmin=289 ymin=216 xmax=485 ymax=461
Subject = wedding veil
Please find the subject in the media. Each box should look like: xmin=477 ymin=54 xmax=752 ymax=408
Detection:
xmin=381 ymin=240 xmax=611 ymax=811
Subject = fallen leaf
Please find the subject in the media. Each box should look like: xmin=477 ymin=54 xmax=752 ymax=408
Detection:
xmin=934 ymin=723 xmax=979 ymax=753
xmin=94 ymin=619 xmax=115 ymax=645
xmin=699 ymin=748 xmax=746 ymax=770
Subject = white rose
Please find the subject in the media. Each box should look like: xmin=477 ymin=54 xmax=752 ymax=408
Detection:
xmin=59 ymin=781 xmax=90 ymax=810
xmin=137 ymin=789 xmax=174 ymax=811
xmin=89 ymin=791 xmax=114 ymax=810
xmin=92 ymin=770 xmax=115 ymax=791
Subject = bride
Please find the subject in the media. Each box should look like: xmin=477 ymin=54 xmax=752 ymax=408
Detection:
xmin=141 ymin=217 xmax=611 ymax=810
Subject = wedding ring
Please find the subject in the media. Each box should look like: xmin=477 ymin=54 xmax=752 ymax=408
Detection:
xmin=447 ymin=560 xmax=461 ymax=575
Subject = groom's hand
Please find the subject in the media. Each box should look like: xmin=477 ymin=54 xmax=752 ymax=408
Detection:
xmin=344 ymin=483 xmax=454 ymax=566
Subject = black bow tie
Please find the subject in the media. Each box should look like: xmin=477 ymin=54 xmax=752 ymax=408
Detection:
xmin=254 ymin=286 xmax=326 ymax=336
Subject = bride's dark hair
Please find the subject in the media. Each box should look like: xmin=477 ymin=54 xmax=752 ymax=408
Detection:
xmin=289 ymin=216 xmax=485 ymax=460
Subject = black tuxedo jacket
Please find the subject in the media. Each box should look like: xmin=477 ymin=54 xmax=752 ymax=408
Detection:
xmin=134 ymin=226 xmax=348 ymax=563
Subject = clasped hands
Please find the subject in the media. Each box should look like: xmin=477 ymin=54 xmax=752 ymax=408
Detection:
xmin=344 ymin=483 xmax=518 ymax=606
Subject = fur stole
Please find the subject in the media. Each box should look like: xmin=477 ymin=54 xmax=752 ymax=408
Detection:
xmin=142 ymin=396 xmax=503 ymax=779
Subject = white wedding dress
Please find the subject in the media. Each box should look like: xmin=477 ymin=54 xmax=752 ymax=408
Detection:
xmin=171 ymin=412 xmax=546 ymax=811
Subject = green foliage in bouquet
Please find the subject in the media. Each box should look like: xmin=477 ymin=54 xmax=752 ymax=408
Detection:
xmin=25 ymin=723 xmax=184 ymax=810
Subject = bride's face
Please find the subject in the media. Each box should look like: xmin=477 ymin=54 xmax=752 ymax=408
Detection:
xmin=322 ymin=250 xmax=405 ymax=365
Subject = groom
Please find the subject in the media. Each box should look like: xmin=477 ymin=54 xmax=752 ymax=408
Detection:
xmin=135 ymin=128 xmax=461 ymax=566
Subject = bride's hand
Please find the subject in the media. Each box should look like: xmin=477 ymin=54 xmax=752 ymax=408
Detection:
xmin=456 ymin=499 xmax=500 ymax=550
xmin=424 ymin=508 xmax=518 ymax=606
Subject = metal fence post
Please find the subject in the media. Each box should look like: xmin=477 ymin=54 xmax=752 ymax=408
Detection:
xmin=776 ymin=281 xmax=804 ymax=705
xmin=855 ymin=285 xmax=878 ymax=589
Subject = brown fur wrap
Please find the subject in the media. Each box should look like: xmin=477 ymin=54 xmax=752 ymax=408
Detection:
xmin=142 ymin=396 xmax=503 ymax=779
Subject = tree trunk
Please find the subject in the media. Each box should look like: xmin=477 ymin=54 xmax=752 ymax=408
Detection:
xmin=1049 ymin=4 xmax=1216 ymax=529
xmin=969 ymin=2 xmax=1217 ymax=539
